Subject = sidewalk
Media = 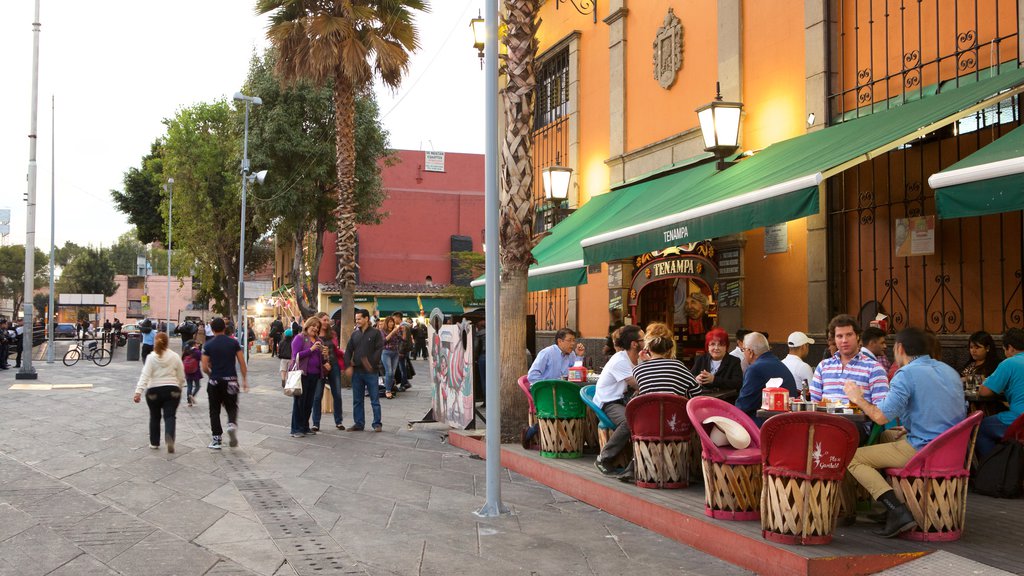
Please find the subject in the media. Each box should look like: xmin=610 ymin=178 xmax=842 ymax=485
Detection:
xmin=0 ymin=345 xmax=750 ymax=576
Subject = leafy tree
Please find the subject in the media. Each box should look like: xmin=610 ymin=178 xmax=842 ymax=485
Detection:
xmin=110 ymin=140 xmax=167 ymax=244
xmin=441 ymin=251 xmax=485 ymax=306
xmin=54 ymin=241 xmax=87 ymax=267
xmin=108 ymin=230 xmax=147 ymax=275
xmin=258 ymin=0 xmax=427 ymax=343
xmin=33 ymin=292 xmax=51 ymax=317
xmin=56 ymin=248 xmax=117 ymax=297
xmin=0 ymin=245 xmax=48 ymax=318
xmin=243 ymin=47 xmax=391 ymax=318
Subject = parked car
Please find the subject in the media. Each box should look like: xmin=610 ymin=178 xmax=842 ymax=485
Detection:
xmin=53 ymin=323 xmax=76 ymax=339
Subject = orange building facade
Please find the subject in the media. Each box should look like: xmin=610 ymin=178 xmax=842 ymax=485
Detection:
xmin=521 ymin=0 xmax=1024 ymax=357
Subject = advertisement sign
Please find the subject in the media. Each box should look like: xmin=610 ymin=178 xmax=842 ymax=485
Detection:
xmin=764 ymin=223 xmax=789 ymax=254
xmin=424 ymin=151 xmax=446 ymax=172
xmin=895 ymin=216 xmax=936 ymax=257
xmin=428 ymin=321 xmax=474 ymax=429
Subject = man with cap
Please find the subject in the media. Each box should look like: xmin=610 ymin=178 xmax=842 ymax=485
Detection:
xmin=782 ymin=331 xmax=816 ymax=397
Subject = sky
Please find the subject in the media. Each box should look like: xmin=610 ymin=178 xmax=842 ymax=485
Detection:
xmin=0 ymin=0 xmax=485 ymax=250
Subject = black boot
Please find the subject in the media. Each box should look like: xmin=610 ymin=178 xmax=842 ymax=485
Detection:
xmin=873 ymin=491 xmax=917 ymax=538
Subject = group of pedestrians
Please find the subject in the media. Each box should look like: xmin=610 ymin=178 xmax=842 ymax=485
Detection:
xmin=0 ymin=318 xmax=24 ymax=370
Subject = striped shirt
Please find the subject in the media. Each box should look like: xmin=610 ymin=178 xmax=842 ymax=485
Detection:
xmin=811 ymin=352 xmax=889 ymax=404
xmin=633 ymin=358 xmax=703 ymax=399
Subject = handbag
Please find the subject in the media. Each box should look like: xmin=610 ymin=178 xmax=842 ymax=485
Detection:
xmin=974 ymin=440 xmax=1023 ymax=498
xmin=284 ymin=358 xmax=303 ymax=397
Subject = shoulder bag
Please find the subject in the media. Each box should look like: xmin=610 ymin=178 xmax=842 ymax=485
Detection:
xmin=283 ymin=337 xmax=306 ymax=397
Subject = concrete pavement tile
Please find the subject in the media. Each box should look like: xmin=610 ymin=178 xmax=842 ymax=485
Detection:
xmin=156 ymin=468 xmax=229 ymax=498
xmin=357 ymin=473 xmax=430 ymax=510
xmin=201 ymin=483 xmax=258 ymax=521
xmin=0 ymin=486 xmax=65 ymax=508
xmin=88 ymin=444 xmax=150 ymax=468
xmin=204 ymin=558 xmax=262 ymax=575
xmin=274 ymin=533 xmax=346 ymax=556
xmin=426 ymin=484 xmax=488 ymax=514
xmin=420 ymin=539 xmax=530 ymax=576
xmin=283 ymin=552 xmax=362 ymax=576
xmin=440 ymin=452 xmax=487 ymax=475
xmin=273 ymin=475 xmax=330 ymax=507
xmin=98 ymin=479 xmax=175 ymax=514
xmin=6 ymin=445 xmax=73 ymax=466
xmin=56 ymin=507 xmax=156 ymax=562
xmin=115 ymin=454 xmax=182 ymax=482
xmin=167 ymin=448 xmax=225 ymax=475
xmin=380 ymin=446 xmax=444 ymax=469
xmin=107 ymin=530 xmax=219 ymax=576
xmin=477 ymin=523 xmax=598 ymax=574
xmin=139 ymin=494 xmax=227 ymax=540
xmin=315 ymin=486 xmax=393 ymax=530
xmin=204 ymin=538 xmax=285 ymax=576
xmin=481 ymin=478 xmax=556 ymax=511
xmin=18 ymin=488 xmax=107 ymax=529
xmin=62 ymin=463 xmax=135 ymax=494
xmin=44 ymin=553 xmax=120 ymax=576
xmin=272 ymin=563 xmax=298 ymax=576
xmin=196 ymin=512 xmax=269 ymax=545
xmin=252 ymin=451 xmax=315 ymax=478
xmin=0 ymin=524 xmax=84 ymax=576
xmin=0 ymin=503 xmax=37 ymax=541
xmin=326 ymin=531 xmax=423 ymax=576
xmin=256 ymin=436 xmax=310 ymax=456
xmin=299 ymin=462 xmax=368 ymax=489
xmin=406 ymin=463 xmax=475 ymax=495
xmin=303 ymin=502 xmax=341 ymax=532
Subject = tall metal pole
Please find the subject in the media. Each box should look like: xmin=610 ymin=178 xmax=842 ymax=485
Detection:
xmin=475 ymin=0 xmax=509 ymax=518
xmin=237 ymin=101 xmax=250 ymax=352
xmin=166 ymin=178 xmax=173 ymax=333
xmin=17 ymin=0 xmax=41 ymax=380
xmin=46 ymin=93 xmax=54 ymax=363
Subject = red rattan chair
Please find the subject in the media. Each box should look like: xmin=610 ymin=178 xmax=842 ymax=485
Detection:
xmin=1002 ymin=412 xmax=1024 ymax=443
xmin=884 ymin=411 xmax=983 ymax=541
xmin=686 ymin=396 xmax=763 ymax=520
xmin=759 ymin=413 xmax=859 ymax=545
xmin=518 ymin=375 xmax=536 ymax=428
xmin=626 ymin=394 xmax=697 ymax=489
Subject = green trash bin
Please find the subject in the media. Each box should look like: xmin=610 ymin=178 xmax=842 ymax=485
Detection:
xmin=532 ymin=379 xmax=586 ymax=458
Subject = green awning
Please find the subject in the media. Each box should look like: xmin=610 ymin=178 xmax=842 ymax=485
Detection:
xmin=930 ymin=123 xmax=1024 ymax=218
xmin=375 ymin=297 xmax=419 ymax=315
xmin=582 ymin=65 xmax=1024 ymax=264
xmin=420 ymin=297 xmax=464 ymax=315
xmin=470 ymin=156 xmax=718 ymax=300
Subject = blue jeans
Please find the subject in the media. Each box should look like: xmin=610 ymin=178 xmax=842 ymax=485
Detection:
xmin=313 ymin=369 xmax=343 ymax=427
xmin=382 ymin=349 xmax=400 ymax=393
xmin=186 ymin=378 xmax=201 ymax=399
xmin=351 ymin=371 xmax=381 ymax=429
xmin=976 ymin=414 xmax=1010 ymax=458
xmin=290 ymin=374 xmax=318 ymax=434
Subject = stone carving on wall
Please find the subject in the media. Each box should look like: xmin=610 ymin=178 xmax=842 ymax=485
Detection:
xmin=653 ymin=7 xmax=684 ymax=90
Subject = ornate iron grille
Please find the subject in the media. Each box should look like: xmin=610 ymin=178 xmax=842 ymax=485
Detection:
xmin=532 ymin=117 xmax=570 ymax=234
xmin=533 ymin=48 xmax=570 ymax=129
xmin=827 ymin=98 xmax=1023 ymax=334
xmin=830 ymin=0 xmax=1019 ymax=120
xmin=528 ymin=288 xmax=570 ymax=331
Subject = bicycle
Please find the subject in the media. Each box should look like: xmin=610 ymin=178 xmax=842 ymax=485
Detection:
xmin=63 ymin=339 xmax=112 ymax=367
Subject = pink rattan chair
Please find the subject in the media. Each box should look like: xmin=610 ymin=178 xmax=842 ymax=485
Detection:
xmin=626 ymin=394 xmax=696 ymax=489
xmin=686 ymin=396 xmax=763 ymax=520
xmin=884 ymin=411 xmax=983 ymax=541
xmin=759 ymin=412 xmax=859 ymax=545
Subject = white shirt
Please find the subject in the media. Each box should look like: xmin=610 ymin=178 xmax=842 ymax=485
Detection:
xmin=782 ymin=354 xmax=814 ymax=387
xmin=593 ymin=350 xmax=635 ymax=406
xmin=135 ymin=349 xmax=186 ymax=395
xmin=730 ymin=346 xmax=748 ymax=373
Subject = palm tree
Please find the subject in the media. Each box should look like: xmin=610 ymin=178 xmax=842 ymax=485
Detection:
xmin=498 ymin=0 xmax=540 ymax=439
xmin=256 ymin=0 xmax=427 ymax=343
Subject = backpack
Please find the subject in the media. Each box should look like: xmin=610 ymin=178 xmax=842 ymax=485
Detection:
xmin=974 ymin=440 xmax=1023 ymax=498
xmin=183 ymin=352 xmax=199 ymax=374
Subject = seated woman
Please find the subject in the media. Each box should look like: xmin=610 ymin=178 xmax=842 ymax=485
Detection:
xmin=960 ymin=330 xmax=1001 ymax=379
xmin=634 ymin=322 xmax=702 ymax=398
xmin=691 ymin=327 xmax=742 ymax=396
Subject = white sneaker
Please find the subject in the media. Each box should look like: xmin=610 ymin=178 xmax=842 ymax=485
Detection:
xmin=208 ymin=438 xmax=222 ymax=450
xmin=227 ymin=423 xmax=238 ymax=447
xmin=148 ymin=444 xmax=159 ymax=450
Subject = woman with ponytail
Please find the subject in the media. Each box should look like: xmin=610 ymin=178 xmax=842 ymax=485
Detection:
xmin=134 ymin=332 xmax=186 ymax=453
xmin=634 ymin=322 xmax=702 ymax=398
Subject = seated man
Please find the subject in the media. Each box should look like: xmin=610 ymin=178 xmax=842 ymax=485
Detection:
xmin=844 ymin=327 xmax=965 ymax=538
xmin=735 ymin=332 xmax=798 ymax=420
xmin=812 ymin=314 xmax=888 ymax=406
xmin=592 ymin=325 xmax=643 ymax=475
xmin=781 ymin=331 xmax=815 ymax=393
xmin=975 ymin=327 xmax=1024 ymax=458
xmin=522 ymin=328 xmax=586 ymax=447
xmin=860 ymin=326 xmax=891 ymax=374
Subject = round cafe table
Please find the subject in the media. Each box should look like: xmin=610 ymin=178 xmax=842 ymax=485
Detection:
xmin=757 ymin=409 xmax=867 ymax=423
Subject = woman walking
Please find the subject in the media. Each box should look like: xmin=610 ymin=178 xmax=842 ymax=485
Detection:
xmin=133 ymin=332 xmax=185 ymax=453
xmin=312 ymin=323 xmax=346 ymax=431
xmin=381 ymin=316 xmax=404 ymax=399
xmin=183 ymin=339 xmax=203 ymax=406
xmin=290 ymin=318 xmax=323 ymax=438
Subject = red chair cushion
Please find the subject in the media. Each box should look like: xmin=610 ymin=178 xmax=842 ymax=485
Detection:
xmin=760 ymin=413 xmax=859 ymax=482
xmin=722 ymin=447 xmax=762 ymax=465
xmin=626 ymin=394 xmax=692 ymax=441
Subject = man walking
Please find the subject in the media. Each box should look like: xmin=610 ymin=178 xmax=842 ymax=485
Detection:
xmin=201 ymin=318 xmax=249 ymax=449
xmin=269 ymin=316 xmax=284 ymax=356
xmin=345 ymin=309 xmax=384 ymax=432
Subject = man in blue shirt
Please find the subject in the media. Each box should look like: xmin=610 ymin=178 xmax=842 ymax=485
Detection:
xmin=975 ymin=328 xmax=1024 ymax=457
xmin=522 ymin=328 xmax=586 ymax=448
xmin=140 ymin=319 xmax=156 ymax=363
xmin=844 ymin=327 xmax=965 ymax=538
xmin=736 ymin=332 xmax=797 ymax=420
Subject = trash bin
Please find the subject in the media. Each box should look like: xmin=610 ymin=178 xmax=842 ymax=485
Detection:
xmin=126 ymin=333 xmax=142 ymax=361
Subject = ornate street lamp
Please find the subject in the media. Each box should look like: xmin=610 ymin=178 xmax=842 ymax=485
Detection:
xmin=470 ymin=10 xmax=485 ymax=69
xmin=696 ymin=82 xmax=743 ymax=170
xmin=539 ymin=164 xmax=574 ymax=230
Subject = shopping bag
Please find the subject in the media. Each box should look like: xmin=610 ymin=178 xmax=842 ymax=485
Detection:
xmin=284 ymin=361 xmax=303 ymax=397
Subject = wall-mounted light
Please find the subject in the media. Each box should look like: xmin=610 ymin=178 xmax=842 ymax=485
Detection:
xmin=470 ymin=10 xmax=485 ymax=69
xmin=541 ymin=165 xmax=572 ymax=201
xmin=696 ymin=82 xmax=743 ymax=171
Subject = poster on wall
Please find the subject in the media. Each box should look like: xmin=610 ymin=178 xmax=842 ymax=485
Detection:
xmin=428 ymin=320 xmax=475 ymax=429
xmin=764 ymin=223 xmax=789 ymax=254
xmin=895 ymin=216 xmax=935 ymax=257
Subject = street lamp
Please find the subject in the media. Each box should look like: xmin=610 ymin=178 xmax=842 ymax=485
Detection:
xmin=539 ymin=165 xmax=574 ymax=230
xmin=165 ymin=177 xmax=174 ymax=333
xmin=696 ymin=82 xmax=743 ymax=171
xmin=233 ymin=91 xmax=262 ymax=354
xmin=470 ymin=10 xmax=485 ymax=69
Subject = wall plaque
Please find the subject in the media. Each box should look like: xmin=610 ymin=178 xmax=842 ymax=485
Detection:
xmin=653 ymin=8 xmax=684 ymax=90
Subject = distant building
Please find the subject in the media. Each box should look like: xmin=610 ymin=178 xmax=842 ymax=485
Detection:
xmin=107 ymin=275 xmax=194 ymax=323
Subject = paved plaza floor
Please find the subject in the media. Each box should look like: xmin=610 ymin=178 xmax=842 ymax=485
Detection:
xmin=0 ymin=344 xmax=752 ymax=576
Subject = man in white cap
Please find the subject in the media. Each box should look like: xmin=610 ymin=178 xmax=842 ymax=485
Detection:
xmin=782 ymin=331 xmax=815 ymax=398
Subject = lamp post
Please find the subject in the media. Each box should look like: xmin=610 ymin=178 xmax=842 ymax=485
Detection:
xmin=696 ymin=82 xmax=743 ymax=171
xmin=17 ymin=0 xmax=42 ymax=380
xmin=232 ymin=91 xmax=262 ymax=353
xmin=473 ymin=0 xmax=509 ymax=519
xmin=47 ymin=94 xmax=55 ymax=363
xmin=165 ymin=177 xmax=173 ymax=333
xmin=541 ymin=165 xmax=573 ymax=228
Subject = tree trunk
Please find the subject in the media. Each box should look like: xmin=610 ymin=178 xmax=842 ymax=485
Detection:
xmin=334 ymin=74 xmax=358 ymax=346
xmin=292 ymin=227 xmax=317 ymax=319
xmin=498 ymin=0 xmax=540 ymax=440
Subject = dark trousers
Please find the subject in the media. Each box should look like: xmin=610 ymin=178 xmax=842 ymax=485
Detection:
xmin=290 ymin=374 xmax=318 ymax=434
xmin=413 ymin=340 xmax=427 ymax=359
xmin=0 ymin=342 xmax=8 ymax=368
xmin=207 ymin=381 xmax=239 ymax=438
xmin=186 ymin=378 xmax=202 ymax=399
xmin=599 ymin=401 xmax=630 ymax=462
xmin=146 ymin=386 xmax=181 ymax=446
xmin=141 ymin=343 xmax=154 ymax=363
xmin=14 ymin=340 xmax=22 ymax=366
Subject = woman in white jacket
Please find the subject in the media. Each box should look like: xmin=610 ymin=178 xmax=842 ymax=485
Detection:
xmin=134 ymin=332 xmax=185 ymax=453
